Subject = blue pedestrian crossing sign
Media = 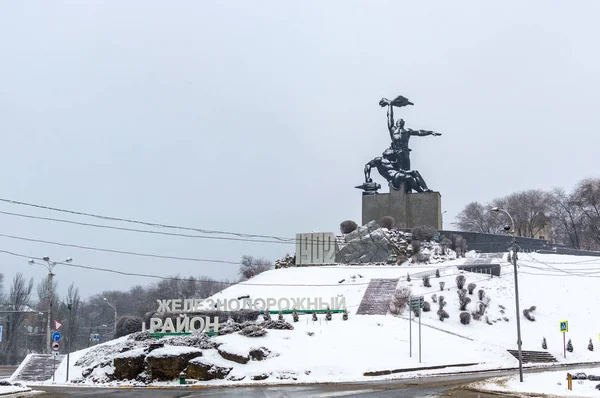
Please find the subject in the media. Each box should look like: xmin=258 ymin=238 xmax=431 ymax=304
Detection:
xmin=560 ymin=320 xmax=568 ymax=333
xmin=52 ymin=331 xmax=61 ymax=342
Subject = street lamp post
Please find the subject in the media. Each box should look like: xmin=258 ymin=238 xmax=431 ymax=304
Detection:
xmin=492 ymin=207 xmax=524 ymax=382
xmin=103 ymin=298 xmax=117 ymax=338
xmin=28 ymin=256 xmax=72 ymax=354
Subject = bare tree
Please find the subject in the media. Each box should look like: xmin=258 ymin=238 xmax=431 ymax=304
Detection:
xmin=59 ymin=283 xmax=81 ymax=352
xmin=0 ymin=273 xmax=33 ymax=365
xmin=454 ymin=202 xmax=501 ymax=233
xmin=573 ymin=178 xmax=600 ymax=249
xmin=492 ymin=190 xmax=551 ymax=238
xmin=548 ymin=187 xmax=584 ymax=248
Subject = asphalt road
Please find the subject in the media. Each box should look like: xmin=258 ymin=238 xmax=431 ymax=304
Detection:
xmin=22 ymin=362 xmax=600 ymax=398
xmin=30 ymin=373 xmax=501 ymax=398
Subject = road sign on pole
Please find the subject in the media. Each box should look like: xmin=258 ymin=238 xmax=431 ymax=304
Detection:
xmin=52 ymin=341 xmax=60 ymax=351
xmin=408 ymin=296 xmax=424 ymax=360
xmin=52 ymin=331 xmax=61 ymax=342
xmin=560 ymin=320 xmax=568 ymax=359
xmin=54 ymin=320 xmax=63 ymax=331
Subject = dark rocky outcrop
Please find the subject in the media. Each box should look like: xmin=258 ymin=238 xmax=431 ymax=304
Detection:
xmin=113 ymin=349 xmax=146 ymax=380
xmin=187 ymin=358 xmax=233 ymax=381
xmin=145 ymin=347 xmax=202 ymax=381
xmin=218 ymin=346 xmax=249 ymax=364
xmin=336 ymin=221 xmax=391 ymax=263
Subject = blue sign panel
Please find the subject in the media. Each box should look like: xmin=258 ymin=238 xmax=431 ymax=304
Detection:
xmin=52 ymin=331 xmax=61 ymax=342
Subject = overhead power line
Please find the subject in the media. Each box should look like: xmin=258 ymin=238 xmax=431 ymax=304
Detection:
xmin=0 ymin=249 xmax=370 ymax=287
xmin=0 ymin=210 xmax=295 ymax=245
xmin=0 ymin=198 xmax=294 ymax=242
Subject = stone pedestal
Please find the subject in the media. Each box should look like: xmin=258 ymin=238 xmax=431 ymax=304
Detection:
xmin=362 ymin=184 xmax=442 ymax=229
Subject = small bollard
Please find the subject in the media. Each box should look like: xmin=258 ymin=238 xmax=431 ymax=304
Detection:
xmin=567 ymin=373 xmax=572 ymax=390
xmin=179 ymin=370 xmax=186 ymax=385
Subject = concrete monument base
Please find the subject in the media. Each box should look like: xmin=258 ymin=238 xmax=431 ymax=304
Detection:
xmin=362 ymin=184 xmax=442 ymax=229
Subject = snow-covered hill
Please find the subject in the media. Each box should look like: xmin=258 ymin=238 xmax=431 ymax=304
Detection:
xmin=22 ymin=252 xmax=600 ymax=387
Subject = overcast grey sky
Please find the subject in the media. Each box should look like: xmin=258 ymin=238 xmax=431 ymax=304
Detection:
xmin=1 ymin=1 xmax=599 ymax=298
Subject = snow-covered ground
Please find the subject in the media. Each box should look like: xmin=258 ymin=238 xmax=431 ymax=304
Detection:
xmin=470 ymin=366 xmax=600 ymax=397
xmin=0 ymin=382 xmax=32 ymax=395
xmin=17 ymin=252 xmax=600 ymax=387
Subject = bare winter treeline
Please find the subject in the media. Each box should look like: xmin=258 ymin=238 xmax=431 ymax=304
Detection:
xmin=454 ymin=177 xmax=600 ymax=250
xmin=0 ymin=255 xmax=274 ymax=365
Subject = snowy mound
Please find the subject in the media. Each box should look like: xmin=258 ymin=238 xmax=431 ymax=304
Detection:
xmin=36 ymin=252 xmax=600 ymax=388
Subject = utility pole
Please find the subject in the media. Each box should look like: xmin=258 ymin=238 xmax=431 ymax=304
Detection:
xmin=66 ymin=302 xmax=72 ymax=382
xmin=28 ymin=256 xmax=72 ymax=354
xmin=492 ymin=207 xmax=523 ymax=382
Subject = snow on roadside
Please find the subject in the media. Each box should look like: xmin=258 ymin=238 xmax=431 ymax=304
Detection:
xmin=0 ymin=382 xmax=31 ymax=395
xmin=469 ymin=366 xmax=600 ymax=397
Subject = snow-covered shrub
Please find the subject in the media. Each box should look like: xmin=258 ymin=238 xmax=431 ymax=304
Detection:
xmin=412 ymin=225 xmax=437 ymax=242
xmin=292 ymin=309 xmax=299 ymax=323
xmin=567 ymin=339 xmax=574 ymax=352
xmin=412 ymin=252 xmax=430 ymax=263
xmin=589 ymin=339 xmax=594 ymax=351
xmin=312 ymin=311 xmax=317 ymax=322
xmin=423 ymin=301 xmax=431 ymax=312
xmin=431 ymin=294 xmax=437 ymax=303
xmin=507 ymin=251 xmax=512 ymax=263
xmin=274 ymin=253 xmax=295 ymax=269
xmin=217 ymin=319 xmax=242 ymax=336
xmin=438 ymin=295 xmax=446 ymax=309
xmin=406 ymin=273 xmax=411 ymax=282
xmin=439 ymin=281 xmax=445 ymax=290
xmin=240 ymin=255 xmax=272 ymax=280
xmin=467 ymin=283 xmax=477 ymax=295
xmin=389 ymin=285 xmax=412 ymax=315
xmin=263 ymin=311 xmax=271 ymax=322
xmin=457 ymin=289 xmax=467 ymax=298
xmin=478 ymin=289 xmax=485 ymax=301
xmin=342 ymin=309 xmax=348 ymax=321
xmin=451 ymin=234 xmax=468 ymax=257
xmin=472 ymin=302 xmax=487 ymax=321
xmin=456 ymin=275 xmax=466 ymax=289
xmin=411 ymin=240 xmax=422 ymax=254
xmin=459 ymin=295 xmax=471 ymax=311
xmin=435 ymin=269 xmax=440 ymax=278
xmin=239 ymin=324 xmax=268 ymax=337
xmin=440 ymin=235 xmax=452 ymax=255
xmin=380 ymin=216 xmax=394 ymax=229
xmin=423 ymin=276 xmax=431 ymax=287
xmin=542 ymin=337 xmax=547 ymax=350
xmin=523 ymin=306 xmax=535 ymax=322
xmin=278 ymin=311 xmax=284 ymax=321
xmin=437 ymin=309 xmax=449 ymax=322
xmin=263 ymin=319 xmax=293 ymax=330
xmin=325 ymin=307 xmax=332 ymax=321
xmin=115 ymin=316 xmax=143 ymax=338
xmin=459 ymin=312 xmax=471 ymax=325
xmin=340 ymin=220 xmax=358 ymax=234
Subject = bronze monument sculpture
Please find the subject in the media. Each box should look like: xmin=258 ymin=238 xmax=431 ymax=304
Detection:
xmin=357 ymin=95 xmax=441 ymax=195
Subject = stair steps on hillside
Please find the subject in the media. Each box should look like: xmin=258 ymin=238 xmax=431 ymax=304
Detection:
xmin=356 ymin=278 xmax=399 ymax=315
xmin=507 ymin=350 xmax=558 ymax=364
xmin=12 ymin=354 xmax=65 ymax=382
